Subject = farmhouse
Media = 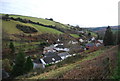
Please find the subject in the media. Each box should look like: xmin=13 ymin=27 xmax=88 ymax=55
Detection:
xmin=40 ymin=52 xmax=62 ymax=65
xmin=68 ymin=41 xmax=78 ymax=45
xmin=58 ymin=52 xmax=71 ymax=60
xmin=85 ymin=43 xmax=96 ymax=50
xmin=54 ymin=44 xmax=69 ymax=52
xmin=33 ymin=59 xmax=45 ymax=69
xmin=95 ymin=40 xmax=103 ymax=47
xmin=43 ymin=45 xmax=56 ymax=54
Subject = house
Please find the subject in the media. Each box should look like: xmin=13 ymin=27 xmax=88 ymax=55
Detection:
xmin=68 ymin=41 xmax=78 ymax=45
xmin=91 ymin=37 xmax=95 ymax=41
xmin=58 ymin=52 xmax=71 ymax=60
xmin=43 ymin=45 xmax=56 ymax=54
xmin=33 ymin=59 xmax=45 ymax=69
xmin=40 ymin=52 xmax=62 ymax=65
xmin=78 ymin=31 xmax=84 ymax=34
xmin=95 ymin=40 xmax=103 ymax=47
xmin=54 ymin=45 xmax=69 ymax=52
xmin=79 ymin=38 xmax=84 ymax=43
xmin=85 ymin=43 xmax=96 ymax=50
xmin=54 ymin=43 xmax=63 ymax=47
xmin=97 ymin=40 xmax=103 ymax=44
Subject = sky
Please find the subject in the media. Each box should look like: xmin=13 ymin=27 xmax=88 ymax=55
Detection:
xmin=0 ymin=0 xmax=119 ymax=27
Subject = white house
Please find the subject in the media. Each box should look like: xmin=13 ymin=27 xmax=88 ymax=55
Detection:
xmin=58 ymin=52 xmax=71 ymax=60
xmin=91 ymin=37 xmax=95 ymax=41
xmin=54 ymin=44 xmax=69 ymax=52
xmin=43 ymin=45 xmax=56 ymax=54
xmin=68 ymin=41 xmax=78 ymax=45
xmin=33 ymin=59 xmax=45 ymax=69
xmin=54 ymin=47 xmax=69 ymax=52
xmin=79 ymin=39 xmax=84 ymax=43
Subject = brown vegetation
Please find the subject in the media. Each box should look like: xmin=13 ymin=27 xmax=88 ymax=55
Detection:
xmin=62 ymin=46 xmax=118 ymax=79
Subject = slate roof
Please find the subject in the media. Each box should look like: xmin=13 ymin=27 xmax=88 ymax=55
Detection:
xmin=44 ymin=52 xmax=58 ymax=57
xmin=43 ymin=52 xmax=62 ymax=64
xmin=86 ymin=43 xmax=95 ymax=47
xmin=33 ymin=59 xmax=42 ymax=64
xmin=55 ymin=45 xmax=64 ymax=48
xmin=58 ymin=52 xmax=70 ymax=57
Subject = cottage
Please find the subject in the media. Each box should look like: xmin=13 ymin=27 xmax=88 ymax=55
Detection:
xmin=58 ymin=52 xmax=71 ymax=60
xmin=68 ymin=41 xmax=78 ymax=45
xmin=40 ymin=52 xmax=62 ymax=65
xmin=97 ymin=40 xmax=103 ymax=44
xmin=54 ymin=45 xmax=69 ymax=52
xmin=78 ymin=31 xmax=84 ymax=34
xmin=33 ymin=59 xmax=45 ymax=69
xmin=91 ymin=37 xmax=95 ymax=41
xmin=95 ymin=40 xmax=103 ymax=47
xmin=85 ymin=43 xmax=96 ymax=50
xmin=79 ymin=39 xmax=84 ymax=43
xmin=43 ymin=45 xmax=56 ymax=54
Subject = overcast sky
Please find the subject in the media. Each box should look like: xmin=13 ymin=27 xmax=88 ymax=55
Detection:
xmin=0 ymin=0 xmax=119 ymax=27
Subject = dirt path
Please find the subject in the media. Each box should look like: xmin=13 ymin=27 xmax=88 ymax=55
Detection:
xmin=62 ymin=46 xmax=118 ymax=79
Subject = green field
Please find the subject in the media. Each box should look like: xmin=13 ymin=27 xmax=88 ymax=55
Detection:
xmin=70 ymin=34 xmax=80 ymax=38
xmin=9 ymin=15 xmax=69 ymax=29
xmin=2 ymin=19 xmax=63 ymax=35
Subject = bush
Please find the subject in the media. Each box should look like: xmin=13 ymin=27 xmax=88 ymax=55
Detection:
xmin=2 ymin=59 xmax=12 ymax=73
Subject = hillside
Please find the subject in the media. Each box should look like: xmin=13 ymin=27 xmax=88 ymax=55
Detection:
xmin=16 ymin=46 xmax=118 ymax=79
xmin=1 ymin=14 xmax=97 ymax=47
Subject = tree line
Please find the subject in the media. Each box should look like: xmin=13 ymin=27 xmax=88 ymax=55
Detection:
xmin=103 ymin=26 xmax=120 ymax=46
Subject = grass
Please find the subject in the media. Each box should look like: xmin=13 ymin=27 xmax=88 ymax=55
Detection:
xmin=9 ymin=15 xmax=56 ymax=26
xmin=31 ymin=24 xmax=63 ymax=34
xmin=23 ymin=48 xmax=105 ymax=79
xmin=2 ymin=19 xmax=63 ymax=35
xmin=110 ymin=46 xmax=120 ymax=79
xmin=9 ymin=14 xmax=69 ymax=29
xmin=70 ymin=34 xmax=79 ymax=38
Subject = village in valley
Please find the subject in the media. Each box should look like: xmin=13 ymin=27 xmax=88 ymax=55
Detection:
xmin=1 ymin=14 xmax=120 ymax=80
xmin=33 ymin=35 xmax=103 ymax=69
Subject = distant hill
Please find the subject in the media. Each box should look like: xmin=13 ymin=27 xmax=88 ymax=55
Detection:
xmin=88 ymin=26 xmax=120 ymax=34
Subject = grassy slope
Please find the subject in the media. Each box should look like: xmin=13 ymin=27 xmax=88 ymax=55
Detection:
xmin=110 ymin=46 xmax=120 ymax=79
xmin=2 ymin=19 xmax=63 ymax=35
xmin=70 ymin=34 xmax=80 ymax=38
xmin=9 ymin=15 xmax=68 ymax=29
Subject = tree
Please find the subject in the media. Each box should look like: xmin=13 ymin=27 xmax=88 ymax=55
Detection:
xmin=9 ymin=42 xmax=15 ymax=54
xmin=88 ymin=32 xmax=91 ymax=38
xmin=103 ymin=26 xmax=114 ymax=46
xmin=24 ymin=56 xmax=33 ymax=73
xmin=12 ymin=50 xmax=26 ymax=77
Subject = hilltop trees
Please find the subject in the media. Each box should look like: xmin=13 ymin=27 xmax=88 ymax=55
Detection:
xmin=103 ymin=26 xmax=114 ymax=46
